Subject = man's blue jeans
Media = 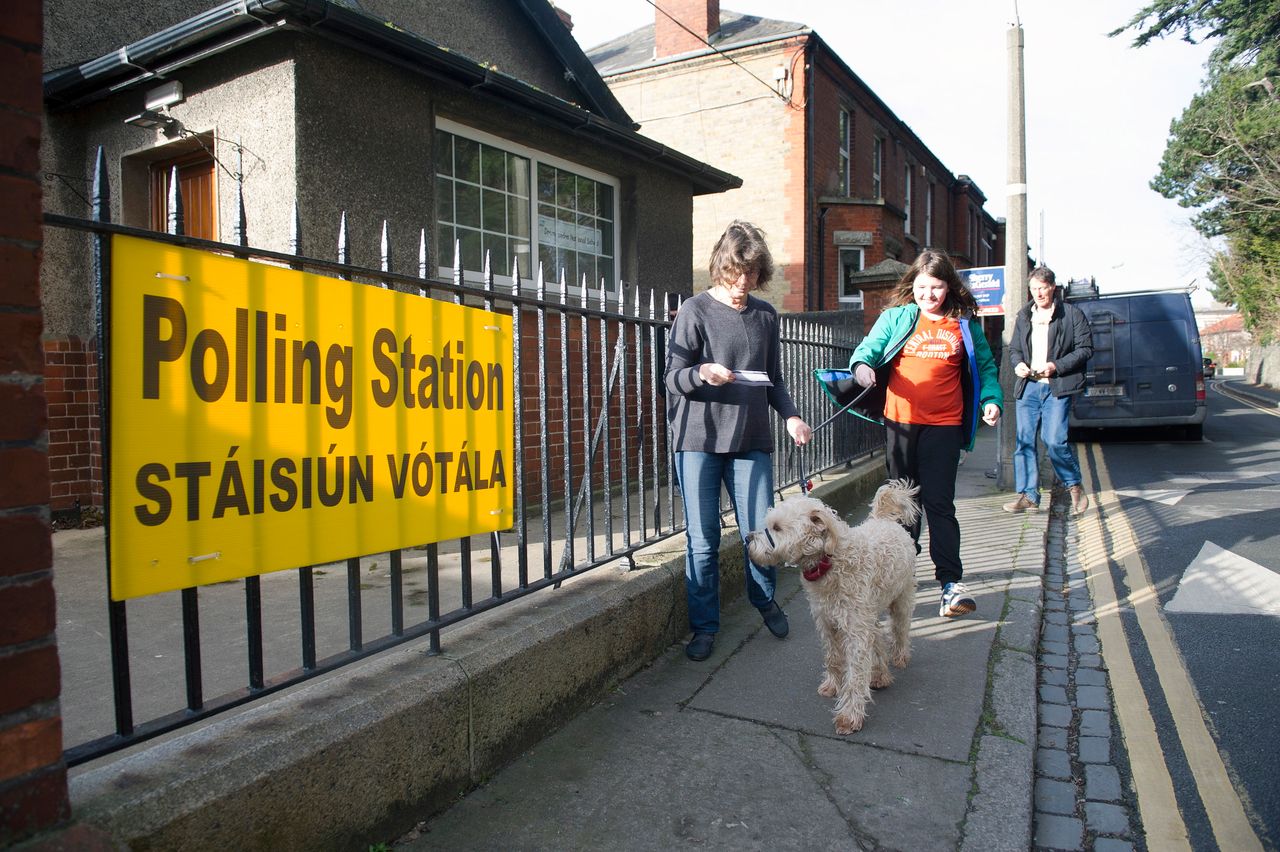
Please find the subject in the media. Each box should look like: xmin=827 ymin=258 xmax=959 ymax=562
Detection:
xmin=675 ymin=450 xmax=776 ymax=635
xmin=1014 ymin=382 xmax=1083 ymax=502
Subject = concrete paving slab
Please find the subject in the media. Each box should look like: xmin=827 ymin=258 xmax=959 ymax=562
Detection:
xmin=692 ymin=576 xmax=998 ymax=762
xmin=403 ymin=663 xmax=860 ymax=850
xmin=804 ymin=730 xmax=972 ymax=851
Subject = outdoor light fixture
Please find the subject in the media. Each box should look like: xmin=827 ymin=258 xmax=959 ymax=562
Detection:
xmin=124 ymin=108 xmax=184 ymax=137
xmin=125 ymin=82 xmax=186 ymax=136
xmin=145 ymin=81 xmax=184 ymax=111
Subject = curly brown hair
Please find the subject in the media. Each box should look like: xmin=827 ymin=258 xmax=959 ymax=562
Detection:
xmin=889 ymin=249 xmax=978 ymax=317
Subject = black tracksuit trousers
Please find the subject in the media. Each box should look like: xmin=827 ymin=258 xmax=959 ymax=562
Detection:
xmin=884 ymin=419 xmax=964 ymax=588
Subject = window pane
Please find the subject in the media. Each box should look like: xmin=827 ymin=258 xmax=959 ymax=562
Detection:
xmin=598 ymin=219 xmax=613 ymax=258
xmin=598 ymin=183 xmax=613 ymax=216
xmin=481 ymin=148 xmax=506 ymax=191
xmin=436 ymin=131 xmax=453 ymax=177
xmin=482 ymin=188 xmax=506 ymax=232
xmin=537 ymin=164 xmax=555 ymax=203
xmin=455 ymin=136 xmax=480 ymax=184
xmin=511 ymin=241 xmax=530 ymax=279
xmin=481 ymin=231 xmax=506 ymax=271
xmin=538 ymin=244 xmax=555 ymax=280
xmin=840 ymin=249 xmax=863 ymax=297
xmin=508 ymin=154 xmax=529 ymax=198
xmin=509 ymin=195 xmax=530 ymax=240
xmin=459 ymin=227 xmax=481 ymax=271
xmin=577 ymin=253 xmax=597 ymax=288
xmin=576 ymin=177 xmax=595 ymax=215
xmin=456 ymin=183 xmax=481 ymax=228
xmin=556 ymin=170 xmax=575 ymax=209
xmin=439 ymin=225 xmax=456 ymax=262
xmin=559 ymin=247 xmax=575 ymax=286
xmin=436 ymin=176 xmax=454 ymax=223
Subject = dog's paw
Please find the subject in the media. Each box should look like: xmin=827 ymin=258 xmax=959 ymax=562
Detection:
xmin=834 ymin=711 xmax=865 ymax=734
xmin=818 ymin=676 xmax=838 ymax=698
xmin=870 ymin=670 xmax=894 ymax=690
xmin=891 ymin=651 xmax=911 ymax=669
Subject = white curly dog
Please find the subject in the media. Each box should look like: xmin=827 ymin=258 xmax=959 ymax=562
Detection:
xmin=748 ymin=480 xmax=920 ymax=734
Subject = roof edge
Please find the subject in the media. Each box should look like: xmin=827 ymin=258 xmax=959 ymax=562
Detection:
xmin=41 ymin=0 xmax=740 ymax=195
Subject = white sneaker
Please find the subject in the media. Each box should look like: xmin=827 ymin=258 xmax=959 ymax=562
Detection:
xmin=940 ymin=582 xmax=976 ymax=618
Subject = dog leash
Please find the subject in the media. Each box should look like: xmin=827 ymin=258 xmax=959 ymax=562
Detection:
xmin=781 ymin=383 xmax=873 ymax=500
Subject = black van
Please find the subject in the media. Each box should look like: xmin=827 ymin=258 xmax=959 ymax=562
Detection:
xmin=1065 ymin=287 xmax=1207 ymax=439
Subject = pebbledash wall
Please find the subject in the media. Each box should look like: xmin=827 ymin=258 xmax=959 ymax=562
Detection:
xmin=0 ymin=0 xmax=74 ymax=843
xmin=39 ymin=0 xmax=732 ymax=517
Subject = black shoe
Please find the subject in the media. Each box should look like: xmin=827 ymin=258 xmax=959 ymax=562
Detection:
xmin=686 ymin=633 xmax=715 ymax=661
xmin=760 ymin=600 xmax=789 ymax=638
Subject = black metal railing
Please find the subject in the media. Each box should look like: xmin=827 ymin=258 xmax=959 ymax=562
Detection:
xmin=48 ymin=150 xmax=882 ymax=765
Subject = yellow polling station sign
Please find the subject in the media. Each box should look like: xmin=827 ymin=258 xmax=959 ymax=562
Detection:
xmin=108 ymin=235 xmax=513 ymax=600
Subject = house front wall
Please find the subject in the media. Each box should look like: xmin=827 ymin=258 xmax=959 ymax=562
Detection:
xmin=603 ymin=40 xmax=809 ymax=309
xmin=808 ymin=45 xmax=989 ymax=315
xmin=40 ymin=21 xmax=708 ymax=513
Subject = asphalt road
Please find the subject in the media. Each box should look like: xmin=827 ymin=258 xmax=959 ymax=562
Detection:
xmin=1078 ymin=380 xmax=1280 ymax=849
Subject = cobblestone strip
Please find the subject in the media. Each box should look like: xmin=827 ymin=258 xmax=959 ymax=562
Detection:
xmin=1033 ymin=488 xmax=1143 ymax=851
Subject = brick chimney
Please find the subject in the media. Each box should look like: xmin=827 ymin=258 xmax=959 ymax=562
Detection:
xmin=551 ymin=3 xmax=573 ymax=31
xmin=654 ymin=0 xmax=720 ymax=58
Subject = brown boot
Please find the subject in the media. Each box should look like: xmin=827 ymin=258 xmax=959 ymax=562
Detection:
xmin=1070 ymin=485 xmax=1090 ymax=515
xmin=1002 ymin=494 xmax=1040 ymax=514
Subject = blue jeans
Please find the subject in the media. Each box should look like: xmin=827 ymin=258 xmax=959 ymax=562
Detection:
xmin=1014 ymin=382 xmax=1083 ymax=501
xmin=675 ymin=450 xmax=776 ymax=635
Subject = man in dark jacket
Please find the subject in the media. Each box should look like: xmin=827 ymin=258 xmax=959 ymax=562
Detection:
xmin=1003 ymin=266 xmax=1093 ymax=515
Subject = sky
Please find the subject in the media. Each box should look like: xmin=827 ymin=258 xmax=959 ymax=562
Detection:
xmin=553 ymin=0 xmax=1220 ymax=307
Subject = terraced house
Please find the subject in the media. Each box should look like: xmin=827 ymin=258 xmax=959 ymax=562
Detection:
xmin=584 ymin=0 xmax=1005 ymax=321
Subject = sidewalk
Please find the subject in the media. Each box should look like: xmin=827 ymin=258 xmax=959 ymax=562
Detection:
xmin=398 ymin=426 xmax=1049 ymax=851
xmin=1218 ymin=377 xmax=1280 ymax=408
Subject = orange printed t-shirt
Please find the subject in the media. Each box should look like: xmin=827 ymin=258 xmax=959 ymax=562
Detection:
xmin=884 ymin=314 xmax=964 ymax=425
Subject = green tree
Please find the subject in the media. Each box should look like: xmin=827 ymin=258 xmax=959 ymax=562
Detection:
xmin=1112 ymin=0 xmax=1280 ymax=68
xmin=1113 ymin=1 xmax=1280 ymax=342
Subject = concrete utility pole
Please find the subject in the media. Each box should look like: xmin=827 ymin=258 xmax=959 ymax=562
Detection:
xmin=998 ymin=21 xmax=1028 ymax=490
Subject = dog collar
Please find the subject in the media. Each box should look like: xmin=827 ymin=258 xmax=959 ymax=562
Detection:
xmin=802 ymin=555 xmax=833 ymax=582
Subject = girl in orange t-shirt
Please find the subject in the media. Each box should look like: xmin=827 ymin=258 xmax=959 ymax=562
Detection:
xmin=849 ymin=250 xmax=1002 ymax=619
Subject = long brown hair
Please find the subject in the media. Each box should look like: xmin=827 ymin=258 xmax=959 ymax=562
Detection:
xmin=889 ymin=249 xmax=978 ymax=318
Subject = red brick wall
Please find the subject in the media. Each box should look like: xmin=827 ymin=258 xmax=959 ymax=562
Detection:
xmin=654 ymin=0 xmax=719 ymax=58
xmin=0 ymin=0 xmax=73 ymax=843
xmin=43 ymin=337 xmax=102 ymax=515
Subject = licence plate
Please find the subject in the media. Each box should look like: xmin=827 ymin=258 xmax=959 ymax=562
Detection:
xmin=1086 ymin=385 xmax=1125 ymax=397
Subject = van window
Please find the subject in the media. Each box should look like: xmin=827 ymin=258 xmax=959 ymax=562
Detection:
xmin=1132 ymin=319 xmax=1191 ymax=368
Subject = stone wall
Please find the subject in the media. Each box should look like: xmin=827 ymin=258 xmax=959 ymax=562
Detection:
xmin=1244 ymin=344 xmax=1280 ymax=387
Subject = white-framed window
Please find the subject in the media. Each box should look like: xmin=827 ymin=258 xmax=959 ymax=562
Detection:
xmin=839 ymin=247 xmax=864 ymax=308
xmin=837 ymin=108 xmax=851 ymax=196
xmin=924 ymin=180 xmax=934 ymax=246
xmin=871 ymin=137 xmax=883 ymax=199
xmin=903 ymin=163 xmax=913 ymax=235
xmin=435 ymin=119 xmax=618 ymax=290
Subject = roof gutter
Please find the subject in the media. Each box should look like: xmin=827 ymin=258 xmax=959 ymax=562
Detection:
xmin=43 ymin=0 xmax=319 ymax=109
xmin=41 ymin=0 xmax=740 ymax=195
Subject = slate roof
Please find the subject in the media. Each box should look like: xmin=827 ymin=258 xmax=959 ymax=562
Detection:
xmin=586 ymin=8 xmax=808 ymax=75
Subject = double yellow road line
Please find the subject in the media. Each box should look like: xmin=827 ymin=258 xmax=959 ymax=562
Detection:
xmin=1075 ymin=443 xmax=1261 ymax=851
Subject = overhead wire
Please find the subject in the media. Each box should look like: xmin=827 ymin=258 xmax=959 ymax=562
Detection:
xmin=641 ymin=0 xmax=806 ymax=111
